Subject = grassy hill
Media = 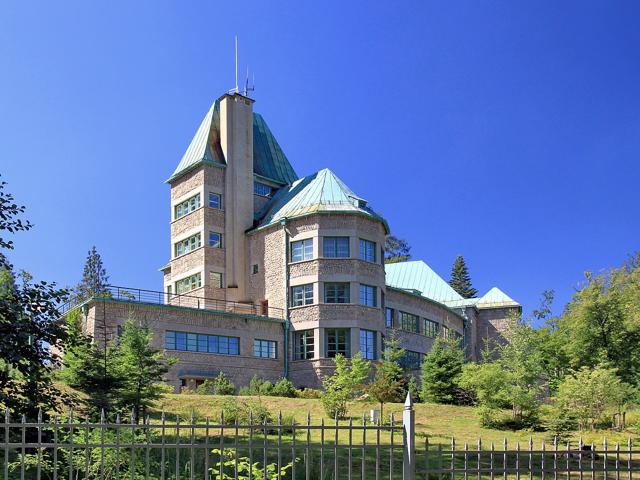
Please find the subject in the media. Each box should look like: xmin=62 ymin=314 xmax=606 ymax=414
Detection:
xmin=152 ymin=394 xmax=639 ymax=446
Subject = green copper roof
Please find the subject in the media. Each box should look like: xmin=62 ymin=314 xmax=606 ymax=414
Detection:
xmin=253 ymin=113 xmax=298 ymax=185
xmin=167 ymin=99 xmax=297 ymax=185
xmin=254 ymin=168 xmax=389 ymax=232
xmin=475 ymin=287 xmax=520 ymax=308
xmin=385 ymin=260 xmax=465 ymax=305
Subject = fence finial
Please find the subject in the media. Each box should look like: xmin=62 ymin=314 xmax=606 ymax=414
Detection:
xmin=404 ymin=391 xmax=413 ymax=409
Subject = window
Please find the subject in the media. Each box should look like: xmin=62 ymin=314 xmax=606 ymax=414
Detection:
xmin=210 ymin=271 xmax=223 ymax=289
xmin=398 ymin=311 xmax=419 ymax=333
xmin=209 ymin=231 xmax=223 ymax=248
xmin=175 ymin=194 xmax=201 ymax=219
xmin=359 ymin=284 xmax=377 ymax=307
xmin=254 ymin=339 xmax=277 ymax=358
xmin=359 ymin=329 xmax=376 ymax=360
xmin=251 ymin=264 xmax=259 ymax=274
xmin=174 ymin=233 xmax=201 ymax=257
xmin=385 ymin=308 xmax=394 ymax=328
xmin=165 ymin=330 xmax=239 ymax=355
xmin=175 ymin=273 xmax=201 ymax=294
xmin=294 ymin=330 xmax=314 ymax=360
xmin=254 ymin=182 xmax=273 ymax=197
xmin=401 ymin=350 xmax=422 ymax=370
xmin=325 ymin=328 xmax=350 ymax=358
xmin=359 ymin=239 xmax=376 ymax=262
xmin=324 ymin=283 xmax=350 ymax=304
xmin=166 ymin=285 xmax=172 ymax=296
xmin=323 ymin=237 xmax=350 ymax=258
xmin=424 ymin=319 xmax=439 ymax=338
xmin=291 ymin=284 xmax=314 ymax=307
xmin=208 ymin=192 xmax=222 ymax=209
xmin=290 ymin=239 xmax=313 ymax=262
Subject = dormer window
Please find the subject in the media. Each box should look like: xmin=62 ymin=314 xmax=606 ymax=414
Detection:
xmin=254 ymin=181 xmax=273 ymax=197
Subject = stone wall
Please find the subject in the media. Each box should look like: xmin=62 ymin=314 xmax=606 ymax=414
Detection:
xmin=476 ymin=306 xmax=518 ymax=352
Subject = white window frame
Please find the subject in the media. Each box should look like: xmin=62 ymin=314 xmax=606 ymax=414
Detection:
xmin=174 ymin=193 xmax=201 ymax=220
xmin=174 ymin=233 xmax=202 ymax=257
xmin=208 ymin=192 xmax=222 ymax=209
xmin=209 ymin=231 xmax=223 ymax=248
xmin=290 ymin=238 xmax=313 ymax=262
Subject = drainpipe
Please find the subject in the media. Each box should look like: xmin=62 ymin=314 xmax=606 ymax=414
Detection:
xmin=280 ymin=218 xmax=291 ymax=378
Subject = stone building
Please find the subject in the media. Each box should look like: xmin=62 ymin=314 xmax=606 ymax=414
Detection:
xmin=77 ymin=91 xmax=520 ymax=391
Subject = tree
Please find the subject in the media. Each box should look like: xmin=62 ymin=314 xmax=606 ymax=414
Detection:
xmin=367 ymin=331 xmax=406 ymax=420
xmin=196 ymin=372 xmax=236 ymax=395
xmin=448 ymin=255 xmax=477 ymax=298
xmin=552 ymin=255 xmax=640 ymax=387
xmin=59 ymin=310 xmax=124 ymax=416
xmin=115 ymin=318 xmax=175 ymax=422
xmin=384 ymin=235 xmax=411 ymax=264
xmin=75 ymin=246 xmax=109 ymax=302
xmin=554 ymin=365 xmax=634 ymax=430
xmin=420 ymin=337 xmax=465 ymax=404
xmin=460 ymin=317 xmax=546 ymax=427
xmin=321 ymin=353 xmax=370 ymax=419
xmin=0 ymin=177 xmax=69 ymax=419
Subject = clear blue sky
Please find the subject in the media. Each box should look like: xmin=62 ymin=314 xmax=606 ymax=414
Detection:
xmin=1 ymin=1 xmax=638 ymax=320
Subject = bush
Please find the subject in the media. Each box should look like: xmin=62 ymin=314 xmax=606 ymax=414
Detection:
xmin=240 ymin=375 xmax=297 ymax=398
xmin=272 ymin=378 xmax=296 ymax=397
xmin=295 ymin=388 xmax=322 ymax=399
xmin=196 ymin=373 xmax=235 ymax=396
xmin=219 ymin=398 xmax=272 ymax=425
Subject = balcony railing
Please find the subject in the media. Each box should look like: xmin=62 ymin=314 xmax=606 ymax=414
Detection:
xmin=60 ymin=285 xmax=284 ymax=320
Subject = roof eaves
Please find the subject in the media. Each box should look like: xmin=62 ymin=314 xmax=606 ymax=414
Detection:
xmin=165 ymin=158 xmax=226 ymax=184
xmin=386 ymin=286 xmax=466 ymax=321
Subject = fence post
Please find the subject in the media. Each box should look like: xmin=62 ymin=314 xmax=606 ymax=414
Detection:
xmin=403 ymin=392 xmax=416 ymax=480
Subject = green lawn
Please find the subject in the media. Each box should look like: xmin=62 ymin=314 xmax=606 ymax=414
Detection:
xmin=152 ymin=394 xmax=639 ymax=447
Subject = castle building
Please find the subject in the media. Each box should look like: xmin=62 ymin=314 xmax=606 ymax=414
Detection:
xmin=77 ymin=92 xmax=520 ymax=391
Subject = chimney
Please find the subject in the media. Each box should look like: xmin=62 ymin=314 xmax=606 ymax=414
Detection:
xmin=219 ymin=93 xmax=254 ymax=302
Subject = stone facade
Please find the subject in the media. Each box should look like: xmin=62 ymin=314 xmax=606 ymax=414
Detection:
xmin=76 ymin=91 xmax=521 ymax=392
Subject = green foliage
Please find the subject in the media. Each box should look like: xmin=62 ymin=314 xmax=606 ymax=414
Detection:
xmin=238 ymin=375 xmax=296 ymax=397
xmin=114 ymin=318 xmax=175 ymax=422
xmin=75 ymin=246 xmax=109 ymax=302
xmin=61 ymin=315 xmax=174 ymax=420
xmin=219 ymin=398 xmax=272 ymax=425
xmin=420 ymin=337 xmax=465 ymax=404
xmin=59 ymin=309 xmax=124 ymax=415
xmin=209 ymin=449 xmax=298 ymax=480
xmin=554 ymin=365 xmax=635 ymax=430
xmin=367 ymin=330 xmax=406 ymax=418
xmin=550 ymin=255 xmax=640 ymax=387
xmin=384 ymin=235 xmax=411 ymax=264
xmin=196 ymin=372 xmax=236 ymax=395
xmin=271 ymin=378 xmax=296 ymax=397
xmin=295 ymin=388 xmax=322 ymax=399
xmin=0 ymin=178 xmax=69 ymax=418
xmin=321 ymin=353 xmax=370 ymax=419
xmin=448 ymin=255 xmax=477 ymax=298
xmin=460 ymin=317 xmax=546 ymax=427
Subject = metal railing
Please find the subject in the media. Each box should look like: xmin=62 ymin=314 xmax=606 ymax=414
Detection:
xmin=2 ymin=396 xmax=638 ymax=480
xmin=59 ymin=286 xmax=285 ymax=320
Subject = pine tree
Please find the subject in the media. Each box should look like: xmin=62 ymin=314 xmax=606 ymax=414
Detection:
xmin=384 ymin=235 xmax=411 ymax=264
xmin=115 ymin=317 xmax=175 ymax=422
xmin=75 ymin=246 xmax=109 ymax=301
xmin=420 ymin=337 xmax=465 ymax=404
xmin=449 ymin=255 xmax=478 ymax=298
xmin=59 ymin=310 xmax=124 ymax=417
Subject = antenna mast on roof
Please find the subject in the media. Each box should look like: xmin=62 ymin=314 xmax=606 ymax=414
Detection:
xmin=244 ymin=66 xmax=255 ymax=96
xmin=228 ymin=35 xmax=240 ymax=94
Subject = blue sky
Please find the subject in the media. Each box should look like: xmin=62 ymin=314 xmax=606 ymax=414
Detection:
xmin=1 ymin=1 xmax=638 ymax=320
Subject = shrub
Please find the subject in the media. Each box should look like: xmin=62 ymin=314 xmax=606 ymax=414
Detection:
xmin=295 ymin=388 xmax=322 ymax=399
xmin=196 ymin=373 xmax=235 ymax=396
xmin=219 ymin=398 xmax=272 ymax=425
xmin=272 ymin=378 xmax=296 ymax=398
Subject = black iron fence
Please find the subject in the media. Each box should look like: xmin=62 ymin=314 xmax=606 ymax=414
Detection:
xmin=60 ymin=286 xmax=285 ymax=320
xmin=2 ymin=397 xmax=639 ymax=480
